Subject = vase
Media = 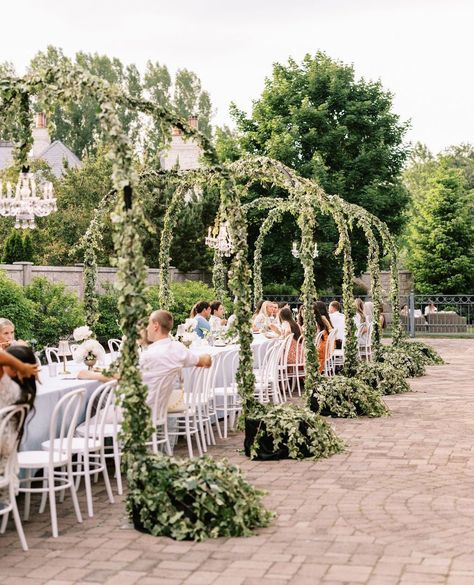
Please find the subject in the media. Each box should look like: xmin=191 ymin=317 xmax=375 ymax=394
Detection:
xmin=84 ymin=356 xmax=97 ymax=370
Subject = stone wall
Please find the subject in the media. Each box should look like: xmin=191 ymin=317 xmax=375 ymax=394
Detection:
xmin=0 ymin=262 xmax=211 ymax=298
xmin=358 ymin=270 xmax=413 ymax=297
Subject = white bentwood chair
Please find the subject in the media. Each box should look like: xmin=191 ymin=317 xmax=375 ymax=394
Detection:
xmin=108 ymin=339 xmax=122 ymax=359
xmin=0 ymin=404 xmax=29 ymax=551
xmin=45 ymin=347 xmax=60 ymax=365
xmin=212 ymin=347 xmax=241 ymax=438
xmin=358 ymin=321 xmax=373 ymax=361
xmin=149 ymin=369 xmax=180 ymax=456
xmin=43 ymin=381 xmax=117 ymax=518
xmin=18 ymin=388 xmax=85 ymax=538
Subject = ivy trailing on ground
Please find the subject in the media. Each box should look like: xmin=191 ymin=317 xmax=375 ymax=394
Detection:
xmin=308 ymin=375 xmax=389 ymax=418
xmin=244 ymin=402 xmax=345 ymax=460
xmin=379 ymin=346 xmax=426 ymax=378
xmin=127 ymin=455 xmax=273 ymax=540
xmin=396 ymin=339 xmax=444 ymax=366
xmin=356 ymin=361 xmax=410 ymax=395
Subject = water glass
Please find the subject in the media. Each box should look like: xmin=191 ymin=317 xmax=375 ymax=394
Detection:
xmin=48 ymin=362 xmax=58 ymax=377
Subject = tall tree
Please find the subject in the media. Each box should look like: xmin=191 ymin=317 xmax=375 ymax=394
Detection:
xmin=219 ymin=52 xmax=410 ymax=289
xmin=406 ymin=159 xmax=474 ymax=293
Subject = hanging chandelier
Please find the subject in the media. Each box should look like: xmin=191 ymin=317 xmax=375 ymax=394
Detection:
xmin=0 ymin=167 xmax=57 ymax=229
xmin=291 ymin=241 xmax=319 ymax=259
xmin=205 ymin=221 xmax=233 ymax=257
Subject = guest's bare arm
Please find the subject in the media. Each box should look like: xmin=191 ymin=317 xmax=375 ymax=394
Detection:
xmin=77 ymin=370 xmax=117 ymax=382
xmin=196 ymin=354 xmax=212 ymax=368
xmin=0 ymin=350 xmax=39 ymax=380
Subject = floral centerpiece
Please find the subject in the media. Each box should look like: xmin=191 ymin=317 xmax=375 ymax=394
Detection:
xmin=176 ymin=319 xmax=198 ymax=348
xmin=73 ymin=325 xmax=106 ymax=369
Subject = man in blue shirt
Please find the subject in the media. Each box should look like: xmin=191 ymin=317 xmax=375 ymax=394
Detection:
xmin=193 ymin=301 xmax=212 ymax=338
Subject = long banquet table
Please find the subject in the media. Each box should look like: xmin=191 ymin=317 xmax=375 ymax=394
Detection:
xmin=21 ymin=334 xmax=274 ymax=453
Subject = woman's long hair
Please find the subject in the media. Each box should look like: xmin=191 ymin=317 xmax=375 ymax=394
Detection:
xmin=313 ymin=303 xmax=332 ymax=334
xmin=5 ymin=345 xmax=37 ymax=445
xmin=354 ymin=298 xmax=366 ymax=323
xmin=279 ymin=308 xmax=301 ymax=341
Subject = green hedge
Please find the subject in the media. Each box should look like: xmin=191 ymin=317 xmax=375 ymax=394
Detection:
xmin=0 ymin=271 xmax=35 ymax=340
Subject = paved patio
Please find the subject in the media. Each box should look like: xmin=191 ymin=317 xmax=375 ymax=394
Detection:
xmin=1 ymin=338 xmax=474 ymax=585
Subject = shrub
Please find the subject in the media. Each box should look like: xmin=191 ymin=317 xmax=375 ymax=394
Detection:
xmin=22 ymin=232 xmax=34 ymax=262
xmin=263 ymin=282 xmax=299 ymax=296
xmin=356 ymin=361 xmax=410 ymax=395
xmin=379 ymin=346 xmax=426 ymax=377
xmin=2 ymin=230 xmax=25 ymax=263
xmin=25 ymin=277 xmax=84 ymax=349
xmin=245 ymin=402 xmax=345 ymax=460
xmin=146 ymin=280 xmax=231 ymax=331
xmin=309 ymin=375 xmax=389 ymax=418
xmin=0 ymin=271 xmax=35 ymax=340
xmin=127 ymin=454 xmax=273 ymax=540
xmin=96 ymin=284 xmax=121 ymax=341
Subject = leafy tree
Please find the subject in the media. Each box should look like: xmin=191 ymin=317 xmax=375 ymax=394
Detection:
xmin=219 ymin=52 xmax=410 ymax=290
xmin=2 ymin=230 xmax=24 ymax=263
xmin=405 ymin=160 xmax=474 ymax=293
xmin=0 ymin=271 xmax=35 ymax=340
xmin=24 ymin=277 xmax=85 ymax=349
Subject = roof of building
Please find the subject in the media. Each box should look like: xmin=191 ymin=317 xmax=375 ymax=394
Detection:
xmin=0 ymin=139 xmax=81 ymax=177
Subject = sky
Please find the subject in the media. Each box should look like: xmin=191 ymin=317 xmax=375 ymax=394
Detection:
xmin=1 ymin=0 xmax=473 ymax=154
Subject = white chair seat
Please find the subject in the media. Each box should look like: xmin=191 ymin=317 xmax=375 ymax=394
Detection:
xmin=333 ymin=349 xmax=344 ymax=356
xmin=167 ymin=407 xmax=196 ymax=417
xmin=17 ymin=450 xmax=69 ymax=468
xmin=76 ymin=422 xmax=121 ymax=437
xmin=41 ymin=438 xmax=101 ymax=454
xmin=213 ymin=386 xmax=239 ymax=396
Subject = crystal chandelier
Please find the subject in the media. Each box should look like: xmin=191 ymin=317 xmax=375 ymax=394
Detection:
xmin=0 ymin=167 xmax=57 ymax=229
xmin=291 ymin=241 xmax=319 ymax=259
xmin=205 ymin=221 xmax=233 ymax=257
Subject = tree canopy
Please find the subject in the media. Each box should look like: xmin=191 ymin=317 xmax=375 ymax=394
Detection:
xmin=218 ymin=52 xmax=410 ymax=290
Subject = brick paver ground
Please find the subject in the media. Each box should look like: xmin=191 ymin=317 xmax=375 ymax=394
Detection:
xmin=1 ymin=338 xmax=474 ymax=585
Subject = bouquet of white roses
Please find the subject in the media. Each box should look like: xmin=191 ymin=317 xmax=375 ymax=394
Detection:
xmin=73 ymin=326 xmax=93 ymax=342
xmin=74 ymin=338 xmax=106 ymax=364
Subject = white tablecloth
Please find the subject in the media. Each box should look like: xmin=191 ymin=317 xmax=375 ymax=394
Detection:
xmin=22 ymin=335 xmax=274 ymax=452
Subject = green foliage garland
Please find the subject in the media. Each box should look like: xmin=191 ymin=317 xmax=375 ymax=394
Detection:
xmin=308 ymin=376 xmax=389 ymax=418
xmin=127 ymin=455 xmax=273 ymax=540
xmin=248 ymin=403 xmax=344 ymax=460
xmin=395 ymin=339 xmax=444 ymax=366
xmin=379 ymin=345 xmax=426 ymax=378
xmin=356 ymin=361 xmax=410 ymax=395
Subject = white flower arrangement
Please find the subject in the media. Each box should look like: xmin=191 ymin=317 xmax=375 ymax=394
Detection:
xmin=73 ymin=325 xmax=93 ymax=342
xmin=74 ymin=338 xmax=106 ymax=363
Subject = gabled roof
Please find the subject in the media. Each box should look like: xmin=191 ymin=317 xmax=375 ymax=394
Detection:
xmin=38 ymin=140 xmax=81 ymax=177
xmin=0 ymin=140 xmax=81 ymax=177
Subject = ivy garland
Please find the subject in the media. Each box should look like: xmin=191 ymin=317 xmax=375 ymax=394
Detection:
xmin=308 ymin=375 xmax=389 ymax=418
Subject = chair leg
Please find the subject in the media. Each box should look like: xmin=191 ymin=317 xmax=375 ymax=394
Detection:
xmin=9 ymin=483 xmax=28 ymax=552
xmin=38 ymin=469 xmax=48 ymax=514
xmin=48 ymin=468 xmax=58 ymax=538
xmin=0 ymin=510 xmax=8 ymax=533
xmin=223 ymin=400 xmax=228 ymax=439
xmin=184 ymin=416 xmax=194 ymax=458
xmin=112 ymin=439 xmax=123 ymax=496
xmin=194 ymin=417 xmax=203 ymax=457
xmin=75 ymin=455 xmax=83 ymax=491
xmin=100 ymin=449 xmax=115 ymax=505
xmin=23 ymin=469 xmax=32 ymax=521
xmin=67 ymin=462 xmax=83 ymax=524
xmin=83 ymin=455 xmax=93 ymax=518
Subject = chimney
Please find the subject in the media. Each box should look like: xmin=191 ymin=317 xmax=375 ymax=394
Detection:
xmin=32 ymin=112 xmax=51 ymax=158
xmin=188 ymin=115 xmax=198 ymax=130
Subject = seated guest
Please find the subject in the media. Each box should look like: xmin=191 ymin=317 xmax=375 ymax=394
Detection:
xmin=279 ymin=308 xmax=303 ymax=366
xmin=80 ymin=310 xmax=212 ymax=408
xmin=269 ymin=302 xmax=279 ymax=323
xmin=354 ymin=298 xmax=368 ymax=343
xmin=1 ymin=346 xmax=38 ymax=499
xmin=193 ymin=301 xmax=212 ymax=339
xmin=314 ymin=303 xmax=333 ymax=374
xmin=252 ymin=301 xmax=272 ymax=332
xmin=424 ymin=300 xmax=437 ymax=316
xmin=278 ymin=301 xmax=290 ymax=311
xmin=0 ymin=319 xmax=28 ymax=350
xmin=328 ymin=300 xmax=345 ymax=349
xmin=400 ymin=304 xmax=408 ymax=317
xmin=189 ymin=304 xmax=198 ymax=319
xmin=209 ymin=301 xmax=227 ymax=330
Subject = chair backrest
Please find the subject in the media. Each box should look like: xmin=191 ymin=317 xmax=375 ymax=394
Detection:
xmin=45 ymin=347 xmax=60 ymax=364
xmin=184 ymin=366 xmax=212 ymax=410
xmin=315 ymin=330 xmax=324 ymax=347
xmin=48 ymin=388 xmax=85 ymax=463
xmin=254 ymin=337 xmax=275 ymax=370
xmin=0 ymin=404 xmax=29 ymax=486
xmin=262 ymin=339 xmax=286 ymax=384
xmin=108 ymin=338 xmax=122 ymax=355
xmin=82 ymin=381 xmax=118 ymax=445
xmin=217 ymin=347 xmax=240 ymax=390
xmin=324 ymin=329 xmax=338 ymax=376
xmin=151 ymin=369 xmax=180 ymax=425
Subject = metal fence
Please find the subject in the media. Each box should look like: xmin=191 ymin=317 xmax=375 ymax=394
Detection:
xmin=263 ymin=293 xmax=474 ymax=337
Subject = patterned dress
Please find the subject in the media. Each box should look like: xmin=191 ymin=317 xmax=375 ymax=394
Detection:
xmin=0 ymin=373 xmax=21 ymax=501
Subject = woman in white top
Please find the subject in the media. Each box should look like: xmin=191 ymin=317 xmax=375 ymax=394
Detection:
xmin=354 ymin=298 xmax=368 ymax=344
xmin=209 ymin=301 xmax=227 ymax=330
xmin=252 ymin=301 xmax=273 ymax=332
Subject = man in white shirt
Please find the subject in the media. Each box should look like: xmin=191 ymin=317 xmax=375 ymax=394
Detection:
xmin=79 ymin=310 xmax=211 ymax=407
xmin=141 ymin=310 xmax=211 ymax=405
xmin=328 ymin=300 xmax=346 ymax=349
